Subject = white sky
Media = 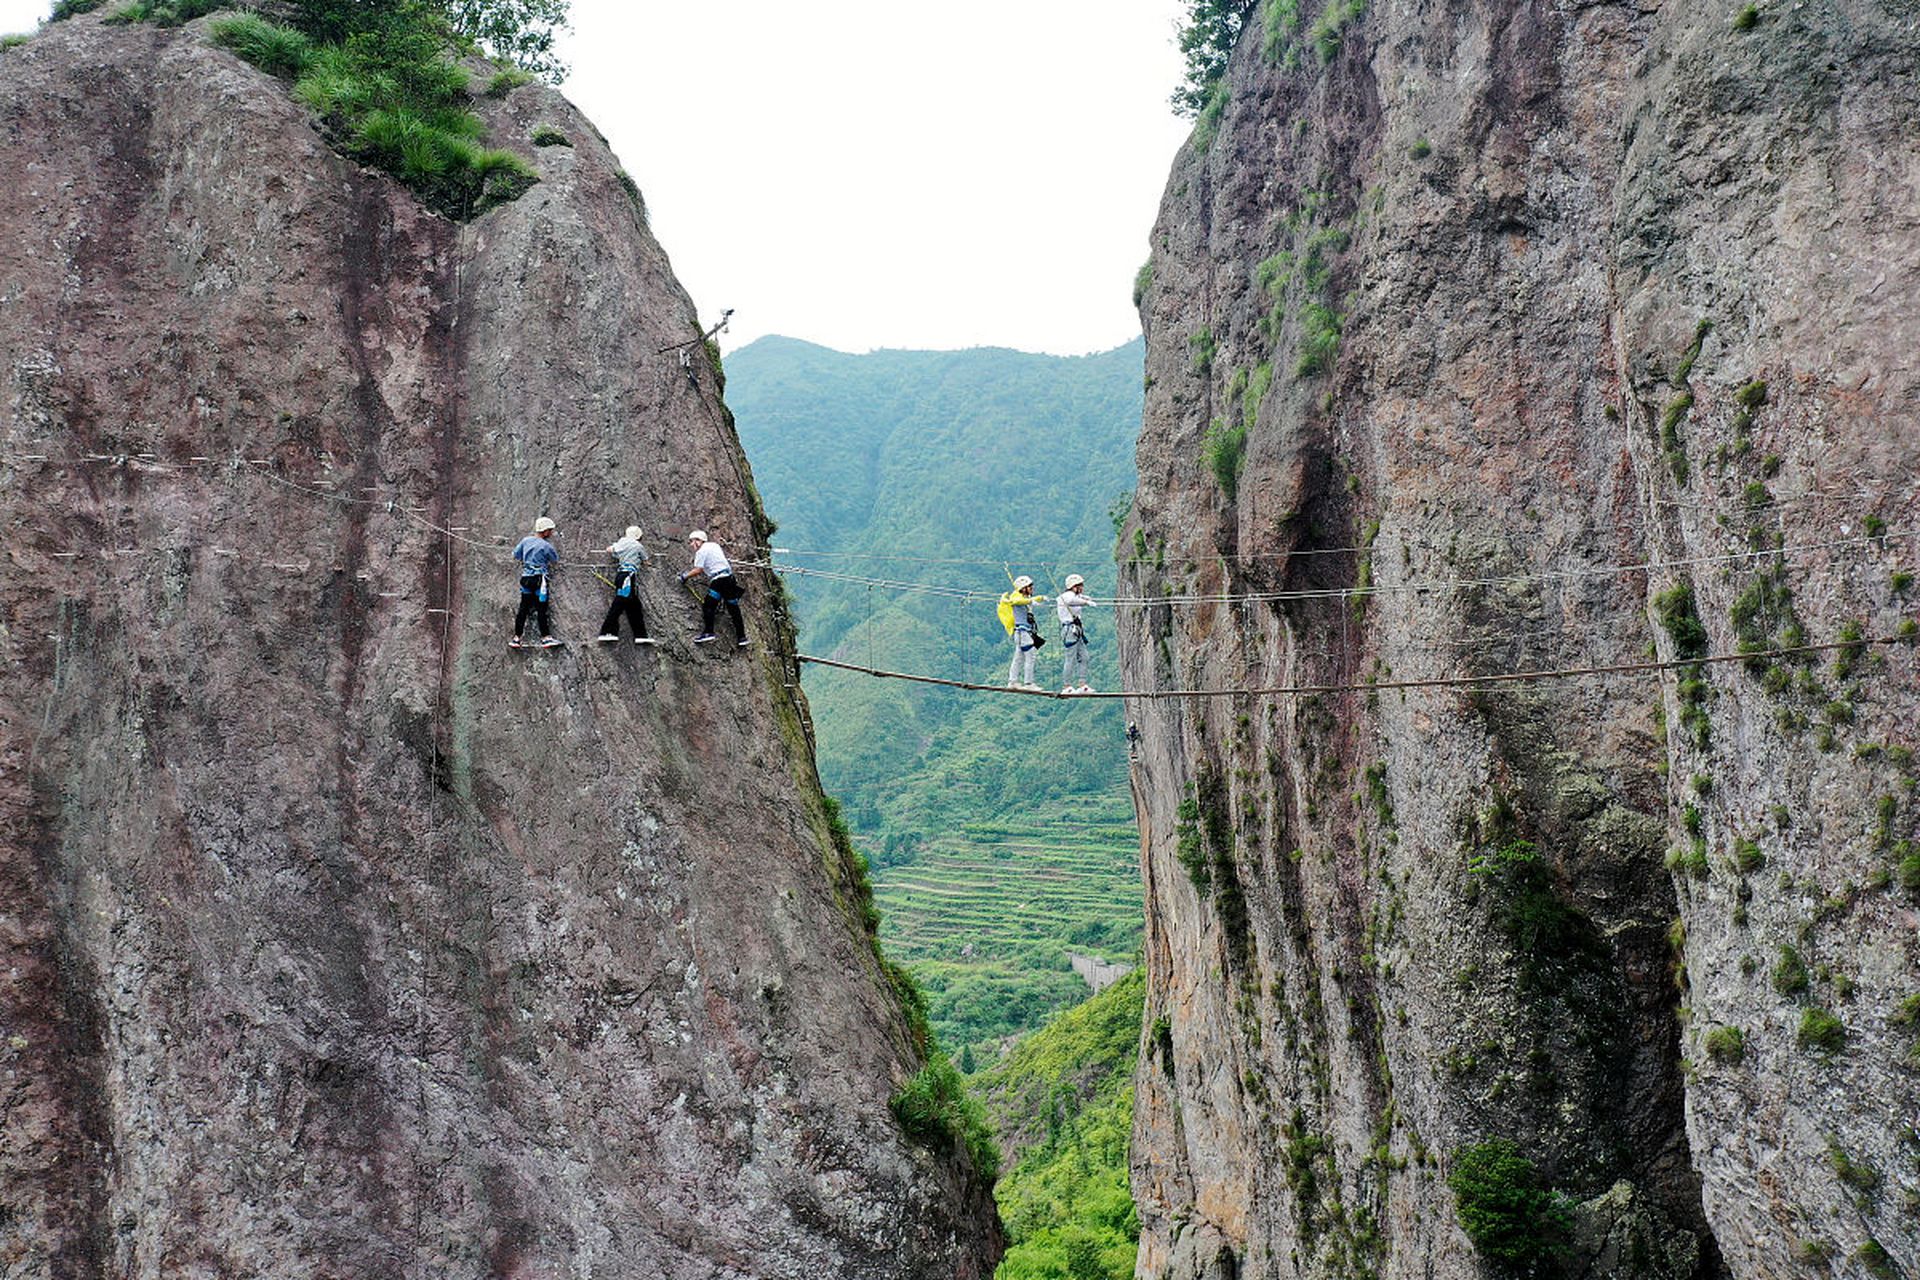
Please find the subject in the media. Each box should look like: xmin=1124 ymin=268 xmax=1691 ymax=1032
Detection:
xmin=1 ymin=0 xmax=1192 ymax=354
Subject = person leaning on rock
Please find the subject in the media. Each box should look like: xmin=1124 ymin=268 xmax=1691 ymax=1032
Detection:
xmin=510 ymin=516 xmax=563 ymax=649
xmin=678 ymin=529 xmax=748 ymax=647
xmin=597 ymin=525 xmax=658 ymax=645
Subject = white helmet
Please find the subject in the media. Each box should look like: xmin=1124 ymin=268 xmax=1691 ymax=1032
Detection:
xmin=625 ymin=525 xmax=643 ymax=540
xmin=1065 ymin=573 xmax=1086 ymax=589
xmin=1013 ymin=575 xmax=1034 ymax=591
xmin=534 ymin=516 xmax=556 ymax=533
xmin=688 ymin=529 xmax=708 ymax=543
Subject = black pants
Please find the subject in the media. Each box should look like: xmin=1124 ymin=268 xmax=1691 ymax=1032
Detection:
xmin=515 ymin=576 xmax=550 ymax=637
xmin=701 ymin=574 xmax=746 ymax=638
xmin=599 ymin=572 xmax=648 ymax=638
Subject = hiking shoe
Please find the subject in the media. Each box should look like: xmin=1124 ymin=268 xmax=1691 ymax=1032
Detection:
xmin=540 ymin=636 xmax=563 ymax=648
xmin=736 ymin=637 xmax=750 ymax=648
xmin=693 ymin=633 xmax=718 ymax=645
xmin=635 ymin=637 xmax=659 ymax=646
xmin=1024 ymin=683 xmax=1043 ymax=691
xmin=596 ymin=634 xmax=620 ymax=643
xmin=508 ymin=636 xmax=525 ymax=649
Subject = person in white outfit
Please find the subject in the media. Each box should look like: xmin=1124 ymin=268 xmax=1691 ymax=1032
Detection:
xmin=1056 ymin=573 xmax=1097 ymax=692
xmin=678 ymin=530 xmax=748 ymax=646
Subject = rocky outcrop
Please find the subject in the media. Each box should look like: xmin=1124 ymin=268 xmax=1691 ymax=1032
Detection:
xmin=0 ymin=14 xmax=997 ymax=1278
xmin=1123 ymin=2 xmax=1919 ymax=1278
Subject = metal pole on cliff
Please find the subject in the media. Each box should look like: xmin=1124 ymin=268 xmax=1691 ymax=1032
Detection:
xmin=659 ymin=309 xmax=735 ymax=390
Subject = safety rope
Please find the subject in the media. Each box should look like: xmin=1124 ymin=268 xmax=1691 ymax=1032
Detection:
xmin=797 ymin=633 xmax=1912 ymax=700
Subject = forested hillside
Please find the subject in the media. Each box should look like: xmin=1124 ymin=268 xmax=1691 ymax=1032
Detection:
xmin=729 ymin=337 xmax=1146 ymax=1058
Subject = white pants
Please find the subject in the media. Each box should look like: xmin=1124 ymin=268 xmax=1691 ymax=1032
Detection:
xmin=1008 ymin=632 xmax=1038 ymax=685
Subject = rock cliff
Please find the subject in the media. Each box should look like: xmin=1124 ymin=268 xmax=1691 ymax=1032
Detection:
xmin=1122 ymin=2 xmax=1919 ymax=1278
xmin=0 ymin=13 xmax=997 ymax=1278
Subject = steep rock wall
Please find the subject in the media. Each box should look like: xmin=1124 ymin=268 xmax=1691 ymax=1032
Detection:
xmin=1123 ymin=2 xmax=1919 ymax=1277
xmin=0 ymin=14 xmax=998 ymax=1279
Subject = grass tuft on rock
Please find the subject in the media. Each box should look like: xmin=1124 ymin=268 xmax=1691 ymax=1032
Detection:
xmin=1796 ymin=1006 xmax=1845 ymax=1055
xmin=214 ymin=9 xmax=537 ymax=220
xmin=890 ymin=1056 xmax=999 ymax=1182
xmin=210 ymin=12 xmax=313 ymax=77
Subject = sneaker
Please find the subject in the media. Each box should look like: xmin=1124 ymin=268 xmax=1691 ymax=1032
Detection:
xmin=507 ymin=636 xmax=525 ymax=649
xmin=1078 ymin=685 xmax=1096 ymax=693
xmin=597 ymin=634 xmax=620 ymax=644
xmin=1024 ymin=682 xmax=1044 ymax=691
xmin=635 ymin=637 xmax=659 ymax=646
xmin=736 ymin=637 xmax=750 ymax=648
xmin=1062 ymin=686 xmax=1077 ymax=694
xmin=693 ymin=633 xmax=718 ymax=645
xmin=540 ymin=636 xmax=563 ymax=648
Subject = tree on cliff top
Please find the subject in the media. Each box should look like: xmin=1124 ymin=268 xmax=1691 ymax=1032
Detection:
xmin=292 ymin=0 xmax=570 ymax=79
xmin=1171 ymin=0 xmax=1255 ymax=116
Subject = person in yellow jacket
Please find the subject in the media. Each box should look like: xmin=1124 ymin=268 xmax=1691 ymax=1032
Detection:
xmin=999 ymin=575 xmax=1048 ymax=690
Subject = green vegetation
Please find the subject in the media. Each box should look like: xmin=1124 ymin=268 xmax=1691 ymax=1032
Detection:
xmin=1202 ymin=417 xmax=1248 ymax=501
xmin=1307 ymin=0 xmax=1367 ymax=62
xmin=1132 ymin=259 xmax=1153 ymax=307
xmin=447 ymin=0 xmax=569 ymax=81
xmin=1827 ymin=1142 xmax=1879 ymax=1194
xmin=136 ymin=0 xmax=226 ymax=24
xmin=1447 ymin=1140 xmax=1572 ymax=1271
xmin=49 ymin=0 xmax=107 ymax=18
xmin=872 ymin=818 xmax=1141 ymax=1061
xmin=1661 ymin=392 xmax=1695 ymax=485
xmin=1409 ymin=137 xmax=1432 ymax=159
xmin=1704 ymin=1025 xmax=1746 ymax=1064
xmin=205 ymin=6 xmax=543 ymax=219
xmin=1295 ymin=301 xmax=1342 ymax=377
xmin=1773 ymin=945 xmax=1810 ymax=995
xmin=1655 ymin=581 xmax=1708 ymax=658
xmin=1654 ymin=581 xmax=1712 ymax=750
xmin=209 ymin=12 xmax=312 ymax=75
xmin=1191 ymin=81 xmax=1229 ymax=152
xmin=0 ymin=31 xmax=29 ymax=49
xmin=1797 ymin=1006 xmax=1846 ymax=1054
xmin=1468 ymin=841 xmax=1601 ymax=990
xmin=484 ymin=66 xmax=532 ymax=96
xmin=1188 ymin=326 xmax=1216 ymax=373
xmin=892 ymin=1056 xmax=999 ymax=1181
xmin=1171 ymin=0 xmax=1253 ymax=117
xmin=1856 ymin=1240 xmax=1896 ymax=1280
xmin=531 ymin=124 xmax=570 ymax=146
xmin=1732 ymin=837 xmax=1765 ymax=873
xmin=975 ymin=971 xmax=1144 ymax=1279
xmin=1730 ymin=567 xmax=1804 ymax=671
xmin=1732 ymin=4 xmax=1759 ymax=30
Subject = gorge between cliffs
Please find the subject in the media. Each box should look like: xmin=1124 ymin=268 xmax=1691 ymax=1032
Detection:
xmin=3 ymin=3 xmax=1919 ymax=1280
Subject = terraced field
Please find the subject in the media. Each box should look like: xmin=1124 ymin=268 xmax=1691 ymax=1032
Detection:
xmin=872 ymin=804 xmax=1144 ymax=1061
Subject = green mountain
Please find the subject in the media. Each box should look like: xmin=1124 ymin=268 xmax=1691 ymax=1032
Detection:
xmin=728 ymin=336 xmax=1147 ymax=1058
xmin=972 ymin=969 xmax=1144 ymax=1280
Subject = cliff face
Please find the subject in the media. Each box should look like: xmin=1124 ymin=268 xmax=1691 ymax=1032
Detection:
xmin=0 ymin=15 xmax=997 ymax=1279
xmin=1123 ymin=2 xmax=1919 ymax=1278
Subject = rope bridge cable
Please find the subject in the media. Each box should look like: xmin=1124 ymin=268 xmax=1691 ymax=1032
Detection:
xmin=754 ymin=528 xmax=1914 ymax=608
xmin=17 ymin=447 xmax=1911 ymax=583
xmin=795 ymin=634 xmax=1914 ymax=701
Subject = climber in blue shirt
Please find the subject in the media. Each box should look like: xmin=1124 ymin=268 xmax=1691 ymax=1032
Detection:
xmin=510 ymin=517 xmax=562 ymax=648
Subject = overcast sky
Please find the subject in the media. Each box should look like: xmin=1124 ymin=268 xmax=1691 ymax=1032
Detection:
xmin=1 ymin=0 xmax=1193 ymax=354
